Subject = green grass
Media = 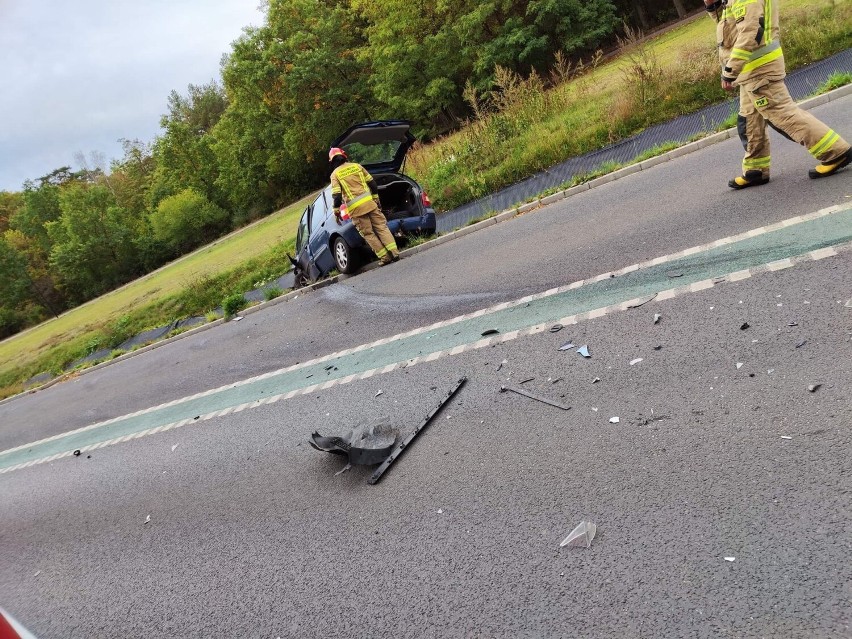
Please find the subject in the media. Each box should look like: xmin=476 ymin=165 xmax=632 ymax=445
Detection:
xmin=0 ymin=193 xmax=314 ymax=398
xmin=408 ymin=0 xmax=850 ymax=211
xmin=814 ymin=71 xmax=852 ymax=95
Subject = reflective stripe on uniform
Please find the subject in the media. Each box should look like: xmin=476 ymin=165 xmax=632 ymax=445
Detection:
xmin=743 ymin=157 xmax=770 ymax=169
xmin=347 ymin=193 xmax=374 ymax=214
xmin=741 ymin=41 xmax=782 ymax=74
xmin=809 ymin=130 xmax=840 ymax=157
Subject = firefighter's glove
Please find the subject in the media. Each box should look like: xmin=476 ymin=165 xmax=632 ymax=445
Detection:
xmin=721 ymin=71 xmax=736 ymax=92
xmin=334 ymin=210 xmax=342 ymax=225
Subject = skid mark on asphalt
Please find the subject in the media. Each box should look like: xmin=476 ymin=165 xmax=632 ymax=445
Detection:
xmin=2 ymin=203 xmax=852 ymax=473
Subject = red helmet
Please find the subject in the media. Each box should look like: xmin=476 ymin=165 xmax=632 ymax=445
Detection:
xmin=328 ymin=147 xmax=347 ymax=162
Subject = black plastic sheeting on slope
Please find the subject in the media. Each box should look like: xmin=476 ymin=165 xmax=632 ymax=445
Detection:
xmin=436 ymin=49 xmax=852 ymax=232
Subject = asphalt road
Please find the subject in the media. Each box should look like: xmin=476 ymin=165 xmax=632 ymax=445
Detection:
xmin=1 ymin=96 xmax=851 ymax=638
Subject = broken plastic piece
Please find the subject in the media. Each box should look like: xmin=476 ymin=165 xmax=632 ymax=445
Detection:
xmin=550 ymin=324 xmax=563 ymax=333
xmin=171 ymin=444 xmax=179 ymax=452
xmin=558 ymin=342 xmax=576 ymax=351
xmin=144 ymin=515 xmax=151 ymax=524
xmin=560 ymin=521 xmax=597 ymax=548
xmin=788 ymin=321 xmax=798 ymax=327
xmin=724 ymin=556 xmax=736 ymax=562
xmin=577 ymin=345 xmax=591 ymax=358
xmin=629 ymin=358 xmax=643 ymax=366
xmin=654 ymin=314 xmax=661 ymax=324
xmin=740 ymin=322 xmax=750 ymax=330
xmin=780 ymin=436 xmax=793 ymax=440
xmin=519 ymin=377 xmax=535 ymax=384
xmin=845 ymin=299 xmax=852 ymax=308
xmin=609 ymin=417 xmax=619 ymax=423
xmin=592 ymin=377 xmax=601 ymax=384
xmin=375 ymin=390 xmax=383 ymax=397
xmin=736 ymin=363 xmax=744 ymax=369
xmin=481 ymin=329 xmax=500 ymax=336
xmin=807 ymin=384 xmax=821 ymax=393
xmin=667 ymin=271 xmax=684 ymax=278
xmin=795 ymin=340 xmax=807 ymax=349
xmin=232 ymin=316 xmax=243 ymax=321
xmin=653 ymin=345 xmax=663 ymax=351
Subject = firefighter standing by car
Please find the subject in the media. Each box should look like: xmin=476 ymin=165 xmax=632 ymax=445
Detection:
xmin=329 ymin=147 xmax=399 ymax=265
xmin=704 ymin=0 xmax=851 ymax=189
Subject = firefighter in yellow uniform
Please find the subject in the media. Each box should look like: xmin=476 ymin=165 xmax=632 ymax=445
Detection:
xmin=329 ymin=147 xmax=399 ymax=265
xmin=709 ymin=0 xmax=851 ymax=188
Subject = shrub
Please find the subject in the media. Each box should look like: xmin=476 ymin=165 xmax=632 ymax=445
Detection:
xmin=263 ymin=286 xmax=283 ymax=301
xmin=222 ymin=293 xmax=247 ymax=319
xmin=149 ymin=188 xmax=230 ymax=256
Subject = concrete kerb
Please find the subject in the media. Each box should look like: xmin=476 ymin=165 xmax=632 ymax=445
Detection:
xmin=8 ymin=82 xmax=851 ymax=404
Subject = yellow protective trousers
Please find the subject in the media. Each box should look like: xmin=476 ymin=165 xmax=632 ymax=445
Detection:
xmin=351 ymin=208 xmax=399 ymax=264
xmin=738 ymin=76 xmax=850 ymax=168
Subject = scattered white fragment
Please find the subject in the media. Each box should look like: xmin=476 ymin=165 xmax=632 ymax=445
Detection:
xmin=767 ymin=369 xmax=775 ymax=374
xmin=808 ymin=384 xmax=822 ymax=393
xmin=780 ymin=436 xmax=792 ymax=440
xmin=577 ymin=345 xmax=591 ymax=358
xmin=592 ymin=407 xmax=599 ymax=412
xmin=144 ymin=515 xmax=151 ymax=524
xmin=233 ymin=316 xmax=244 ymax=321
xmin=171 ymin=444 xmax=179 ymax=452
xmin=776 ymin=303 xmax=782 ymax=307
xmin=560 ymin=521 xmax=597 ymax=548
xmin=710 ymin=306 xmax=714 ymax=310
xmin=724 ymin=557 xmax=736 ymax=562
xmin=609 ymin=416 xmax=620 ymax=424
xmin=437 ymin=509 xmax=443 ymax=514
xmin=33 ymin=571 xmax=40 ymax=577
xmin=653 ymin=313 xmax=661 ymax=325
xmin=845 ymin=299 xmax=852 ymax=308
xmin=736 ymin=363 xmax=744 ymax=369
xmin=375 ymin=390 xmax=383 ymax=397
xmin=592 ymin=377 xmax=601 ymax=384
xmin=629 ymin=358 xmax=643 ymax=366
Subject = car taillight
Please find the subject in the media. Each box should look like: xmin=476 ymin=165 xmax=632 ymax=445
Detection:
xmin=421 ymin=191 xmax=431 ymax=207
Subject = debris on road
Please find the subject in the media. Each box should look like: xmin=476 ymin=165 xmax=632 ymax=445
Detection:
xmin=653 ymin=345 xmax=663 ymax=351
xmin=437 ymin=509 xmax=443 ymax=514
xmin=171 ymin=444 xmax=179 ymax=452
xmin=232 ymin=316 xmax=243 ymax=322
xmin=796 ymin=340 xmax=807 ymax=349
xmin=808 ymin=384 xmax=822 ymax=393
xmin=375 ymin=390 xmax=384 ymax=397
xmin=780 ymin=436 xmax=793 ymax=440
xmin=609 ymin=417 xmax=620 ymax=424
xmin=558 ymin=342 xmax=576 ymax=351
xmin=629 ymin=358 xmax=643 ymax=366
xmin=845 ymin=299 xmax=852 ymax=308
xmin=144 ymin=515 xmax=151 ymax=525
xmin=519 ymin=377 xmax=535 ymax=384
xmin=577 ymin=345 xmax=591 ymax=358
xmin=500 ymin=385 xmax=571 ymax=411
xmin=654 ymin=313 xmax=661 ymax=325
xmin=33 ymin=571 xmax=40 ymax=577
xmin=368 ymin=377 xmax=467 ymax=485
xmin=560 ymin=521 xmax=597 ymax=548
xmin=740 ymin=322 xmax=750 ymax=330
xmin=736 ymin=363 xmax=744 ymax=369
xmin=627 ymin=293 xmax=658 ymax=309
xmin=667 ymin=271 xmax=684 ymax=278
xmin=550 ymin=324 xmax=564 ymax=333
xmin=73 ymin=450 xmax=81 ymax=457
xmin=481 ymin=329 xmax=500 ymax=336
xmin=724 ymin=556 xmax=736 ymax=562
xmin=592 ymin=377 xmax=601 ymax=384
xmin=497 ymin=359 xmax=507 ymax=371
xmin=788 ymin=321 xmax=798 ymax=327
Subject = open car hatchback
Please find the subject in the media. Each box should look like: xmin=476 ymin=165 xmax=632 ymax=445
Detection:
xmin=291 ymin=120 xmax=436 ymax=285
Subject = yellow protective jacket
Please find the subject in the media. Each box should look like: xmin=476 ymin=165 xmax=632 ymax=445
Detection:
xmin=723 ymin=0 xmax=785 ymax=85
xmin=707 ymin=2 xmax=735 ymax=68
xmin=330 ymin=162 xmax=380 ymax=218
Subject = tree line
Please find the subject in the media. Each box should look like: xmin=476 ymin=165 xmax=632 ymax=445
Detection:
xmin=0 ymin=0 xmax=694 ymax=339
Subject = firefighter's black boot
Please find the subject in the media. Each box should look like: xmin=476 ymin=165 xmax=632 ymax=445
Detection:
xmin=728 ymin=170 xmax=770 ymax=190
xmin=809 ymin=148 xmax=852 ymax=179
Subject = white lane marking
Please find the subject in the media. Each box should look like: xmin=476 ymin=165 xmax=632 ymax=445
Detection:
xmin=2 ymin=207 xmax=850 ymax=471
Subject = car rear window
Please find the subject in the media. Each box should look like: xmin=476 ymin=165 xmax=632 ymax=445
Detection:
xmin=341 ymin=140 xmax=403 ymax=167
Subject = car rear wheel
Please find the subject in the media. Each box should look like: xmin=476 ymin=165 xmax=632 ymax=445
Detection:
xmin=333 ymin=236 xmax=359 ymax=274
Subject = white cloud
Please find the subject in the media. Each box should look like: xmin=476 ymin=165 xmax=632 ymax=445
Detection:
xmin=0 ymin=1 xmax=263 ymax=191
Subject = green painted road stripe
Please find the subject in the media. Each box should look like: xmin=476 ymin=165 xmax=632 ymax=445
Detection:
xmin=3 ymin=203 xmax=852 ymax=471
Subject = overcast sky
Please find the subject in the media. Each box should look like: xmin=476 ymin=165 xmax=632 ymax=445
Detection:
xmin=0 ymin=1 xmax=265 ymax=192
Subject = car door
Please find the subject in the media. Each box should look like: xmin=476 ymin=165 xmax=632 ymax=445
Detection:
xmin=307 ymin=189 xmax=336 ymax=275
